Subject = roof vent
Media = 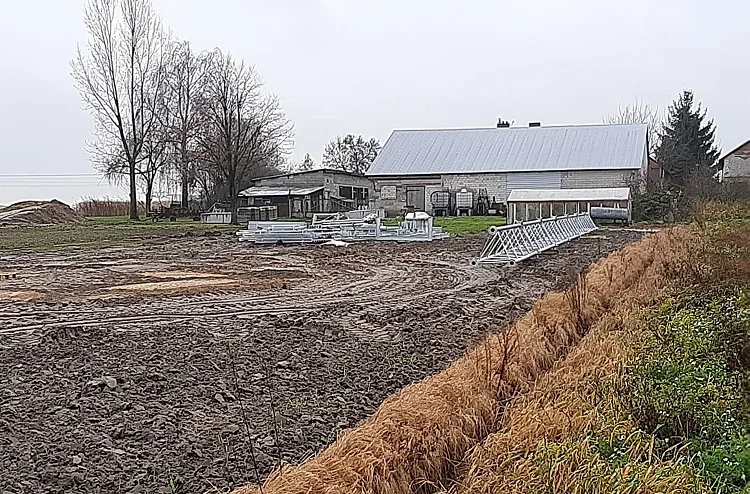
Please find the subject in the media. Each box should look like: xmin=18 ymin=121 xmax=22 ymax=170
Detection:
xmin=529 ymin=122 xmax=541 ymax=127
xmin=497 ymin=118 xmax=511 ymax=128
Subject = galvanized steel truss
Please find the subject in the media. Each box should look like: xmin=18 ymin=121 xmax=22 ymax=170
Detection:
xmin=472 ymin=213 xmax=597 ymax=266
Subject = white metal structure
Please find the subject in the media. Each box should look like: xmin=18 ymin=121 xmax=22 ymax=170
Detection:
xmin=236 ymin=212 xmax=449 ymax=244
xmin=472 ymin=213 xmax=597 ymax=266
xmin=507 ymin=187 xmax=631 ymax=224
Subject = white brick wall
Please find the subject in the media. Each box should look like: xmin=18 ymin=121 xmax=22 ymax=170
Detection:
xmin=373 ymin=169 xmax=642 ymax=213
xmin=724 ymin=155 xmax=750 ymax=179
xmin=441 ymin=174 xmax=508 ymax=203
xmin=561 ymin=170 xmax=636 ymax=189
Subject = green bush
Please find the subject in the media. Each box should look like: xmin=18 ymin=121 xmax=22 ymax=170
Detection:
xmin=626 ymin=290 xmax=750 ymax=491
xmin=632 ymin=190 xmax=676 ymax=222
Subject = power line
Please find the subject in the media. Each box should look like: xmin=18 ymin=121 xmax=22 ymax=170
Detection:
xmin=0 ymin=174 xmax=101 ymax=177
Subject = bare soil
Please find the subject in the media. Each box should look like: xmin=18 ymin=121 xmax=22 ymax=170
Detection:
xmin=0 ymin=230 xmax=643 ymax=494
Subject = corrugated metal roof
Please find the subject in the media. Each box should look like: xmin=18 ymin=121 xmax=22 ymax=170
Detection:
xmin=507 ymin=188 xmax=631 ymax=203
xmin=366 ymin=124 xmax=647 ymax=176
xmin=238 ymin=186 xmax=324 ymax=197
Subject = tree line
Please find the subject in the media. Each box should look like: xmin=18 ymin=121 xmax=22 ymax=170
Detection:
xmin=72 ymin=0 xmax=293 ymax=223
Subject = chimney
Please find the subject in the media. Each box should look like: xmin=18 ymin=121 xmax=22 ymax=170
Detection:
xmin=528 ymin=122 xmax=541 ymax=127
xmin=497 ymin=117 xmax=510 ymax=128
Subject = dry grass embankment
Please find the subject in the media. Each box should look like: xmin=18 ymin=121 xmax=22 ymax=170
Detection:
xmin=454 ymin=205 xmax=750 ymax=493
xmin=232 ymin=221 xmax=714 ymax=493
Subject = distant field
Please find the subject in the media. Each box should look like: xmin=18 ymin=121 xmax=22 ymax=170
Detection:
xmin=0 ymin=215 xmax=507 ymax=253
xmin=0 ymin=217 xmax=235 ymax=252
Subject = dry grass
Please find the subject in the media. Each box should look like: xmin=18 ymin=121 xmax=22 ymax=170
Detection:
xmin=231 ymin=226 xmax=709 ymax=494
xmin=75 ymin=197 xmax=145 ymax=217
xmin=453 ymin=282 xmax=704 ymax=493
xmin=451 ymin=215 xmax=750 ymax=494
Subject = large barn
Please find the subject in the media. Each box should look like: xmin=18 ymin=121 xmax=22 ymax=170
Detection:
xmin=366 ymin=123 xmax=649 ymax=215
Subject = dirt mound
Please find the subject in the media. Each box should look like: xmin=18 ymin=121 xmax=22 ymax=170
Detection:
xmin=0 ymin=200 xmax=83 ymax=226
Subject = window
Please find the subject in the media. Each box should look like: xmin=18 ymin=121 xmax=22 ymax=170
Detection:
xmin=338 ymin=186 xmax=353 ymax=199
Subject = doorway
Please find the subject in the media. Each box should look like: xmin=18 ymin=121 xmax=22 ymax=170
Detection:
xmin=406 ymin=186 xmax=425 ymax=211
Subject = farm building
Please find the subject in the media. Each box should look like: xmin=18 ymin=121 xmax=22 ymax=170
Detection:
xmin=239 ymin=168 xmax=373 ymax=218
xmin=718 ymin=140 xmax=750 ymax=184
xmin=366 ymin=123 xmax=649 ymax=216
xmin=506 ymin=187 xmax=632 ymax=223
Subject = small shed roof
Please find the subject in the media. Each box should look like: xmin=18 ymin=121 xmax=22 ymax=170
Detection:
xmin=238 ymin=186 xmax=324 ymax=197
xmin=366 ymin=123 xmax=647 ymax=176
xmin=507 ymin=188 xmax=631 ymax=203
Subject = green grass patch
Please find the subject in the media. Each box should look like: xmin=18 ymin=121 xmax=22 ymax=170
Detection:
xmin=433 ymin=216 xmax=506 ymax=235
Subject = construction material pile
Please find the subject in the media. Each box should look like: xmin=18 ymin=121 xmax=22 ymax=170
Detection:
xmin=0 ymin=200 xmax=84 ymax=226
xmin=236 ymin=210 xmax=449 ymax=245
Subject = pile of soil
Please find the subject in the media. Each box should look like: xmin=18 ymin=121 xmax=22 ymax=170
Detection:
xmin=0 ymin=200 xmax=84 ymax=226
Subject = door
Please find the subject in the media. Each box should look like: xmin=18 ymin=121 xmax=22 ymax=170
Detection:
xmin=406 ymin=186 xmax=426 ymax=211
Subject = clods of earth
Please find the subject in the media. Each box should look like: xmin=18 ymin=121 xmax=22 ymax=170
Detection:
xmin=0 ymin=230 xmax=644 ymax=493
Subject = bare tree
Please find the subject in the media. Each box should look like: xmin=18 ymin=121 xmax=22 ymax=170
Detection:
xmin=138 ymin=110 xmax=171 ymax=211
xmin=196 ymin=50 xmax=294 ymax=224
xmin=604 ymin=98 xmax=663 ymax=156
xmin=322 ymin=134 xmax=380 ymax=174
xmin=297 ymin=153 xmax=317 ymax=171
xmin=163 ymin=40 xmax=204 ymax=208
xmin=71 ymin=0 xmax=168 ymax=220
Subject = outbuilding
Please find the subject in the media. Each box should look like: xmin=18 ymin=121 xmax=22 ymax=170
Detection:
xmin=239 ymin=169 xmax=373 ymax=218
xmin=506 ymin=187 xmax=631 ymax=223
xmin=366 ymin=123 xmax=649 ymax=216
xmin=718 ymin=140 xmax=750 ymax=184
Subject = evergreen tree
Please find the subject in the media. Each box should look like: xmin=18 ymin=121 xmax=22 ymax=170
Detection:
xmin=656 ymin=90 xmax=720 ymax=186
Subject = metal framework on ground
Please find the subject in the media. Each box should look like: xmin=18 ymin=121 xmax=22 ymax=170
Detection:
xmin=472 ymin=212 xmax=597 ymax=266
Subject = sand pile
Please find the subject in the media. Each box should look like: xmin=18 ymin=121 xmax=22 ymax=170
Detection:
xmin=0 ymin=200 xmax=84 ymax=226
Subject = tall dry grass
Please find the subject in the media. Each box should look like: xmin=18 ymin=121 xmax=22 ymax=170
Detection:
xmin=453 ymin=217 xmax=750 ymax=493
xmin=232 ymin=222 xmax=741 ymax=494
xmin=454 ymin=259 xmax=705 ymax=493
xmin=74 ymin=197 xmax=146 ymax=217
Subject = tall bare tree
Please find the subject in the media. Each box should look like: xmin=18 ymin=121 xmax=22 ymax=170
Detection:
xmin=604 ymin=98 xmax=663 ymax=156
xmin=71 ymin=0 xmax=168 ymax=219
xmin=138 ymin=108 xmax=171 ymax=210
xmin=196 ymin=50 xmax=293 ymax=224
xmin=163 ymin=40 xmax=203 ymax=208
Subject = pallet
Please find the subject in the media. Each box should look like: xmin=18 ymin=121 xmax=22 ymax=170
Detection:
xmin=0 ymin=272 xmax=18 ymax=280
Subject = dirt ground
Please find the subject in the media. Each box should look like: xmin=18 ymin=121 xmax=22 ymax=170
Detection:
xmin=0 ymin=230 xmax=644 ymax=494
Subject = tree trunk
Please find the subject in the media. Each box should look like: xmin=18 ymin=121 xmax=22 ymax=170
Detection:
xmin=145 ymin=182 xmax=153 ymax=218
xmin=180 ymin=146 xmax=190 ymax=208
xmin=129 ymin=158 xmax=139 ymax=220
xmin=181 ymin=171 xmax=189 ymax=210
xmin=229 ymin=162 xmax=238 ymax=225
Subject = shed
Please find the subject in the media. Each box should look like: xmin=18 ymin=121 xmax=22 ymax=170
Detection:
xmin=239 ymin=169 xmax=373 ymax=218
xmin=366 ymin=123 xmax=648 ymax=216
xmin=507 ymin=187 xmax=631 ymax=223
xmin=718 ymin=140 xmax=750 ymax=184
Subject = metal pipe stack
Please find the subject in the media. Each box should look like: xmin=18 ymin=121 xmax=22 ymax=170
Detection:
xmin=236 ymin=211 xmax=449 ymax=245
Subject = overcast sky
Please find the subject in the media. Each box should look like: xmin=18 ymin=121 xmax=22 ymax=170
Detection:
xmin=1 ymin=0 xmax=748 ymax=205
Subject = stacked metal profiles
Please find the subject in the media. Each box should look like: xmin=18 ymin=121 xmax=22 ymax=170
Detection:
xmin=236 ymin=221 xmax=317 ymax=244
xmin=236 ymin=213 xmax=450 ymax=245
xmin=472 ymin=212 xmax=597 ymax=266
